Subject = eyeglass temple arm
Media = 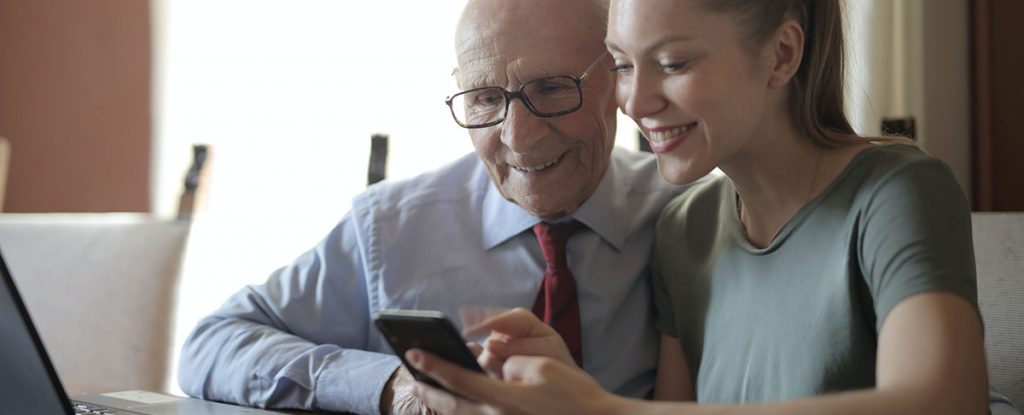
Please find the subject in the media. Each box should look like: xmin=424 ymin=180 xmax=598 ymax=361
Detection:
xmin=579 ymin=51 xmax=610 ymax=81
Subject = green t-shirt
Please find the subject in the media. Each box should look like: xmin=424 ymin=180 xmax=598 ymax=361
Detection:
xmin=652 ymin=144 xmax=978 ymax=403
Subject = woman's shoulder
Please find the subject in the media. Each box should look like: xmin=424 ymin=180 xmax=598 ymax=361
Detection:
xmin=842 ymin=143 xmax=966 ymax=208
xmin=847 ymin=143 xmax=950 ymax=180
xmin=656 ymin=173 xmax=733 ymax=240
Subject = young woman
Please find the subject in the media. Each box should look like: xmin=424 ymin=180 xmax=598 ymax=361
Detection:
xmin=406 ymin=0 xmax=988 ymax=414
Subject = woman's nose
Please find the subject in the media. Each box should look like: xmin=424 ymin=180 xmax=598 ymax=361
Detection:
xmin=618 ymin=73 xmax=665 ymax=121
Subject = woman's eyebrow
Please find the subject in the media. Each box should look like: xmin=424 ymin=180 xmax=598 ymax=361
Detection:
xmin=607 ymin=34 xmax=699 ymax=56
xmin=644 ymin=35 xmax=699 ymax=54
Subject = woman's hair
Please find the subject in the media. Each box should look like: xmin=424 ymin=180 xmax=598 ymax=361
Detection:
xmin=699 ymin=0 xmax=862 ymax=148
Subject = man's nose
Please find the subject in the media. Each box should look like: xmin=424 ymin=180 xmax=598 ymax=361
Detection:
xmin=499 ymin=99 xmax=548 ymax=152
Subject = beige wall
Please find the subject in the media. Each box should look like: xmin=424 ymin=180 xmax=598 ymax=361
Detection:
xmin=0 ymin=0 xmax=151 ymax=212
xmin=918 ymin=0 xmax=972 ymax=202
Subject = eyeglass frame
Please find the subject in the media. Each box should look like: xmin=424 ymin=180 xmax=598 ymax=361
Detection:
xmin=445 ymin=51 xmax=609 ymax=129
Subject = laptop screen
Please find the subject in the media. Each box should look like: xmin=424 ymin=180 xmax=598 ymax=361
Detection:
xmin=0 ymin=249 xmax=72 ymax=415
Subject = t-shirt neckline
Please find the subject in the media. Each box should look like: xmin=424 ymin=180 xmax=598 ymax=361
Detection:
xmin=726 ymin=144 xmax=897 ymax=254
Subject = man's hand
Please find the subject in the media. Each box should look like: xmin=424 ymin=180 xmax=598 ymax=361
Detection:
xmin=380 ymin=366 xmax=434 ymax=415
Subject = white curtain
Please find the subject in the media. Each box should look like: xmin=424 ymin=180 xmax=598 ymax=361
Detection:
xmin=844 ymin=0 xmax=971 ymax=197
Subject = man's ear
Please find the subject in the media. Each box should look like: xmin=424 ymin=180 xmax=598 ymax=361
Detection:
xmin=767 ymin=18 xmax=804 ymax=89
xmin=452 ymin=67 xmax=462 ymax=89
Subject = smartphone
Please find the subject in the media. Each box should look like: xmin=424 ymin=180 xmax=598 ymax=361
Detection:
xmin=373 ymin=309 xmax=485 ymax=393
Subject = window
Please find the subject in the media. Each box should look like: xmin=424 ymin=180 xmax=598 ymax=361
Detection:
xmin=154 ymin=1 xmax=639 ymax=394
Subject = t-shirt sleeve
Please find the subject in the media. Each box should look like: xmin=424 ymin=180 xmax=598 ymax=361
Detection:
xmin=651 ymin=199 xmax=683 ymax=338
xmin=858 ymin=155 xmax=978 ymax=332
xmin=652 ymin=263 xmax=678 ymax=337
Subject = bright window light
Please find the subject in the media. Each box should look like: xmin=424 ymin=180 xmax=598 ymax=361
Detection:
xmin=153 ymin=0 xmax=639 ymax=395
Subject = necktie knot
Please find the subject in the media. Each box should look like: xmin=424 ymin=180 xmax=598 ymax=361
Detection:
xmin=532 ymin=221 xmax=582 ymax=272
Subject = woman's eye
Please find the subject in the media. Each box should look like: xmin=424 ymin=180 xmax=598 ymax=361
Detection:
xmin=660 ymin=61 xmax=689 ymax=73
xmin=610 ymin=64 xmax=633 ymax=74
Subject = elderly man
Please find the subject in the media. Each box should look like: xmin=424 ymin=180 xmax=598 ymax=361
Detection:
xmin=177 ymin=0 xmax=682 ymax=413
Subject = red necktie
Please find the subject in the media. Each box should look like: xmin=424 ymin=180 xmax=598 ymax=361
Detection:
xmin=531 ymin=221 xmax=584 ymax=367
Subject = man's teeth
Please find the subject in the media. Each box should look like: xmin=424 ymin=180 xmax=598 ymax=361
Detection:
xmin=512 ymin=157 xmax=560 ymax=173
xmin=648 ymin=123 xmax=696 ymax=142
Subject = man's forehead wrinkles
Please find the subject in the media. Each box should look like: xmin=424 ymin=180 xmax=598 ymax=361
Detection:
xmin=458 ymin=47 xmax=505 ymax=89
xmin=460 ymin=50 xmax=581 ymax=91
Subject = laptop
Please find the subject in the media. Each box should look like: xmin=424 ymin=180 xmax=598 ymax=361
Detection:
xmin=0 ymin=249 xmax=285 ymax=415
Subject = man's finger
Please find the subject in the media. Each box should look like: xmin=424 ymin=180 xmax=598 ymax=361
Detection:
xmin=411 ymin=382 xmax=481 ymax=415
xmin=467 ymin=342 xmax=483 ymax=358
xmin=407 ymin=349 xmax=522 ymax=409
xmin=483 ymin=337 xmax=509 ymax=357
xmin=476 ymin=348 xmax=506 ymax=379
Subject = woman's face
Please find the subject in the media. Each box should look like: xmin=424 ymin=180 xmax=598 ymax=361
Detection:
xmin=606 ymin=0 xmax=777 ymax=184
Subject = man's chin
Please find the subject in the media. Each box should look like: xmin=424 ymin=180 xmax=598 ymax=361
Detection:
xmin=508 ymin=194 xmax=581 ymax=220
xmin=495 ymin=172 xmax=591 ymax=219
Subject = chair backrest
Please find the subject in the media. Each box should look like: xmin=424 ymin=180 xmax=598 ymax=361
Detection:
xmin=0 ymin=137 xmax=10 ymax=211
xmin=0 ymin=214 xmax=190 ymax=394
xmin=368 ymin=133 xmax=389 ymax=186
xmin=972 ymin=212 xmax=1024 ymax=407
xmin=177 ymin=144 xmax=210 ymax=220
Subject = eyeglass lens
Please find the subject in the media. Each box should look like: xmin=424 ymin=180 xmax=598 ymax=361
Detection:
xmin=450 ymin=76 xmax=581 ymax=127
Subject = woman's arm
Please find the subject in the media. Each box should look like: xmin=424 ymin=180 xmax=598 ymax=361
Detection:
xmin=612 ymin=292 xmax=988 ymax=415
xmin=409 ymin=292 xmax=987 ymax=415
xmin=653 ymin=335 xmax=694 ymax=401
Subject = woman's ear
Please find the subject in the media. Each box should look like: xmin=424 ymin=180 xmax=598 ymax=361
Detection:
xmin=767 ymin=18 xmax=804 ymax=89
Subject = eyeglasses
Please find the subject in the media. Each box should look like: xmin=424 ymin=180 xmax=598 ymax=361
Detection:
xmin=445 ymin=52 xmax=608 ymax=129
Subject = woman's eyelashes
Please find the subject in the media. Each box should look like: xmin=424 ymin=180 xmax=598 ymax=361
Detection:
xmin=610 ymin=63 xmax=633 ymax=74
xmin=659 ymin=61 xmax=690 ymax=73
xmin=608 ymin=60 xmax=691 ymax=76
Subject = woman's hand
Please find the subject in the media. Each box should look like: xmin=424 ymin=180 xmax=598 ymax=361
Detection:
xmin=466 ymin=308 xmax=575 ymax=377
xmin=406 ymin=349 xmax=622 ymax=415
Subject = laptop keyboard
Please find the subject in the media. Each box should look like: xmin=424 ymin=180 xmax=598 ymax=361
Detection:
xmin=72 ymin=400 xmax=128 ymax=414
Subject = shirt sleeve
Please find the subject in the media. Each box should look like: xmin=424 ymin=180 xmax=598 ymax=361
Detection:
xmin=858 ymin=155 xmax=979 ymax=332
xmin=177 ymin=212 xmax=401 ymax=415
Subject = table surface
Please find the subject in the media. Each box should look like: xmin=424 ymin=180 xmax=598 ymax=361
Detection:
xmin=66 ymin=387 xmax=344 ymax=414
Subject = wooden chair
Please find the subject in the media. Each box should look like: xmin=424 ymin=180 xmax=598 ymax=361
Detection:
xmin=0 ymin=145 xmax=208 ymax=394
xmin=0 ymin=214 xmax=190 ymax=394
xmin=368 ymin=133 xmax=388 ymax=186
xmin=176 ymin=144 xmax=210 ymax=220
xmin=972 ymin=212 xmax=1024 ymax=408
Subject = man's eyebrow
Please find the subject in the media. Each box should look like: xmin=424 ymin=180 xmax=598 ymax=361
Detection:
xmin=459 ymin=73 xmax=503 ymax=90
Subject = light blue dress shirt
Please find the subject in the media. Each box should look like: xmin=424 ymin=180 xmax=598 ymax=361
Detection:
xmin=178 ymin=148 xmax=685 ymax=414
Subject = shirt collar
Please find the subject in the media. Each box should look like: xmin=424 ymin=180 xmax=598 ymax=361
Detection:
xmin=481 ymin=157 xmax=628 ymax=252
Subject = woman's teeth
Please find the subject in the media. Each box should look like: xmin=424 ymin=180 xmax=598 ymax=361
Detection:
xmin=648 ymin=122 xmax=696 ymax=142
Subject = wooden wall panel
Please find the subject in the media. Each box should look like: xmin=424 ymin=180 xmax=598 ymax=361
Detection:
xmin=0 ymin=0 xmax=151 ymax=212
xmin=973 ymin=0 xmax=1024 ymax=211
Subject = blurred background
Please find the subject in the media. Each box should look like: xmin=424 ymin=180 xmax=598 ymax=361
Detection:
xmin=0 ymin=0 xmax=1021 ymax=396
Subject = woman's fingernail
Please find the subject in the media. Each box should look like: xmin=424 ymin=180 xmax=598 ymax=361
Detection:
xmin=406 ymin=350 xmax=422 ymax=365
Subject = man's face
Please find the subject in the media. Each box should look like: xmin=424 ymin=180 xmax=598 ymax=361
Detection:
xmin=455 ymin=1 xmax=617 ymax=220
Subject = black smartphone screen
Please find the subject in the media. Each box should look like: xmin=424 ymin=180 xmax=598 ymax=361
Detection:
xmin=373 ymin=310 xmax=485 ymax=392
